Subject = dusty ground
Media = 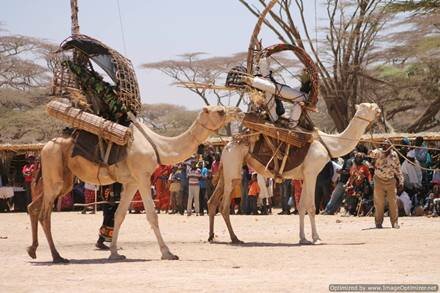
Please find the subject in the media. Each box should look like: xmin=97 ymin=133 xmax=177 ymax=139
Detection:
xmin=0 ymin=211 xmax=439 ymax=293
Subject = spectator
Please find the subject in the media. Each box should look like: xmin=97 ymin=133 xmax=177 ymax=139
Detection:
xmin=199 ymin=162 xmax=209 ymax=216
xmin=401 ymin=150 xmax=423 ymax=192
xmin=168 ymin=166 xmax=182 ymax=214
xmin=187 ymin=163 xmax=201 ymax=216
xmin=230 ymin=180 xmax=242 ymax=215
xmin=315 ymin=161 xmax=334 ymax=214
xmin=180 ymin=164 xmax=189 ymax=214
xmin=324 ymin=153 xmax=353 ymax=215
xmin=82 ymin=182 xmax=97 ymax=214
xmin=279 ymin=179 xmax=292 ymax=215
xmin=398 ymin=189 xmax=412 ymax=216
xmin=425 ymin=184 xmax=440 ymax=216
xmin=292 ymin=180 xmax=302 ymax=213
xmin=257 ymin=174 xmax=271 ymax=215
xmin=414 ymin=136 xmax=431 ymax=168
xmin=344 ymin=152 xmax=372 ymax=216
xmin=369 ymin=141 xmax=404 ymax=229
xmin=248 ymin=173 xmax=260 ymax=215
xmin=96 ymin=184 xmax=120 ymax=250
xmin=22 ymin=155 xmax=36 ymax=207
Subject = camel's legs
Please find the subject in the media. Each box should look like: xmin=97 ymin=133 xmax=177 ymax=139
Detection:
xmin=40 ymin=209 xmax=69 ymax=263
xmin=220 ymin=178 xmax=242 ymax=244
xmin=299 ymin=206 xmax=308 ymax=244
xmin=138 ymin=180 xmax=178 ymax=260
xmin=309 ymin=209 xmax=321 ymax=243
xmin=109 ymin=183 xmax=136 ymax=260
xmin=207 ymin=175 xmax=224 ymax=242
xmin=27 ymin=195 xmax=42 ymax=259
xmin=298 ymin=174 xmax=318 ymax=245
xmin=39 ymin=169 xmax=73 ymax=263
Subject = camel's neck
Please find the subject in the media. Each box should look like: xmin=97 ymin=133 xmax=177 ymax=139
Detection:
xmin=137 ymin=118 xmax=214 ymax=165
xmin=318 ymin=116 xmax=370 ymax=158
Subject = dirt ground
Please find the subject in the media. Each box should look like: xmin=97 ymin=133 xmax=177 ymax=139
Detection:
xmin=0 ymin=211 xmax=439 ymax=293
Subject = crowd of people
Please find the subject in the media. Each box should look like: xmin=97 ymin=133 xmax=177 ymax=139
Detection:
xmin=123 ymin=136 xmax=440 ymax=221
xmin=146 ymin=147 xmax=275 ymax=216
xmin=317 ymin=137 xmax=440 ymax=220
xmin=2 ymin=137 xmax=440 ymax=221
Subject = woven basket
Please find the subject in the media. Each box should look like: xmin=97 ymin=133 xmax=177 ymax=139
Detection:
xmin=47 ymin=101 xmax=131 ymax=146
xmin=243 ymin=113 xmax=312 ymax=148
xmin=51 ymin=34 xmax=142 ymax=115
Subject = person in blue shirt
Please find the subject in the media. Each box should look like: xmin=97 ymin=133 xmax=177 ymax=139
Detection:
xmin=199 ymin=162 xmax=209 ymax=216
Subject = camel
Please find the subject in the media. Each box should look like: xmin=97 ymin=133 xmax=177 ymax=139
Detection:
xmin=27 ymin=105 xmax=243 ymax=263
xmin=207 ymin=103 xmax=381 ymax=244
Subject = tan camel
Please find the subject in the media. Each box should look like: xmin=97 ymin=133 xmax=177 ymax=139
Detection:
xmin=27 ymin=105 xmax=243 ymax=263
xmin=208 ymin=103 xmax=381 ymax=245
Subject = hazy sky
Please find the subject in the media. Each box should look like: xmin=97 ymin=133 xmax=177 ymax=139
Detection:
xmin=1 ymin=0 xmax=323 ymax=109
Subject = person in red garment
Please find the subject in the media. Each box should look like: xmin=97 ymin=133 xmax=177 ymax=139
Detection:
xmin=130 ymin=190 xmax=144 ymax=213
xmin=151 ymin=165 xmax=173 ymax=213
xmin=22 ymin=155 xmax=36 ymax=207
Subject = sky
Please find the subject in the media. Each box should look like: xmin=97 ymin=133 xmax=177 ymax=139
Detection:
xmin=1 ymin=0 xmax=323 ymax=109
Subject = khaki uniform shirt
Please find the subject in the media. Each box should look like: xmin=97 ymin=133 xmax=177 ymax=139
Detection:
xmin=370 ymin=149 xmax=404 ymax=184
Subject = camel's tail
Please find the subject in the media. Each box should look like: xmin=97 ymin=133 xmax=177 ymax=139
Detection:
xmin=208 ymin=164 xmax=224 ymax=206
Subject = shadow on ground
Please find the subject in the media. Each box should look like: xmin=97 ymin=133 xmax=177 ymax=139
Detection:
xmin=29 ymin=258 xmax=152 ymax=266
xmin=209 ymin=241 xmax=365 ymax=247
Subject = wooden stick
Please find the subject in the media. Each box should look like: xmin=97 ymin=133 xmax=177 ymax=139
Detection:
xmin=71 ymin=0 xmax=80 ymax=35
xmin=74 ymin=200 xmax=143 ymax=207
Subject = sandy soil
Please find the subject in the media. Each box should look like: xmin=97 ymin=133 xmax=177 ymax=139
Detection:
xmin=0 ymin=211 xmax=439 ymax=293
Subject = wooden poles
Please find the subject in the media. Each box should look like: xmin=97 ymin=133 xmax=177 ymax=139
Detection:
xmin=70 ymin=0 xmax=80 ymax=35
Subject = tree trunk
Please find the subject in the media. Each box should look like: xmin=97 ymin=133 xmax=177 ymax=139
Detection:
xmin=321 ymin=87 xmax=349 ymax=132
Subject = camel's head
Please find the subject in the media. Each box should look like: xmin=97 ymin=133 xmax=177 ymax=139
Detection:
xmin=199 ymin=105 xmax=244 ymax=130
xmin=354 ymin=103 xmax=381 ymax=123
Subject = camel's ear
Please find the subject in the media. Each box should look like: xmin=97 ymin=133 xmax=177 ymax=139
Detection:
xmin=355 ymin=104 xmax=360 ymax=111
xmin=202 ymin=106 xmax=209 ymax=113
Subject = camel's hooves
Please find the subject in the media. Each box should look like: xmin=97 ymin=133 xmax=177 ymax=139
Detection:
xmin=299 ymin=239 xmax=313 ymax=245
xmin=27 ymin=246 xmax=37 ymax=259
xmin=313 ymin=239 xmax=323 ymax=245
xmin=208 ymin=235 xmax=215 ymax=243
xmin=161 ymin=253 xmax=179 ymax=260
xmin=231 ymin=239 xmax=244 ymax=245
xmin=53 ymin=257 xmax=69 ymax=264
xmin=109 ymin=254 xmax=126 ymax=261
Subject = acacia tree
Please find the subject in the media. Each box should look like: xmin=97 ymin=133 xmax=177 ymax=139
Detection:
xmin=142 ymin=52 xmax=247 ymax=107
xmin=0 ymin=27 xmax=53 ymax=90
xmin=381 ymin=1 xmax=440 ymax=132
xmin=239 ymin=0 xmax=391 ymax=132
xmin=389 ymin=0 xmax=440 ymax=13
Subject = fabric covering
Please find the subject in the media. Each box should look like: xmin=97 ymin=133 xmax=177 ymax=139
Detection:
xmin=250 ymin=135 xmax=311 ymax=173
xmin=62 ymin=38 xmax=116 ymax=82
xmin=71 ymin=130 xmax=127 ymax=166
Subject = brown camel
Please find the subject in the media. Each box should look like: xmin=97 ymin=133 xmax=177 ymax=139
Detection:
xmin=207 ymin=103 xmax=381 ymax=245
xmin=27 ymin=105 xmax=243 ymax=263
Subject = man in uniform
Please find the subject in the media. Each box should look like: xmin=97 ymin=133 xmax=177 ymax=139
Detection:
xmin=368 ymin=141 xmax=404 ymax=229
